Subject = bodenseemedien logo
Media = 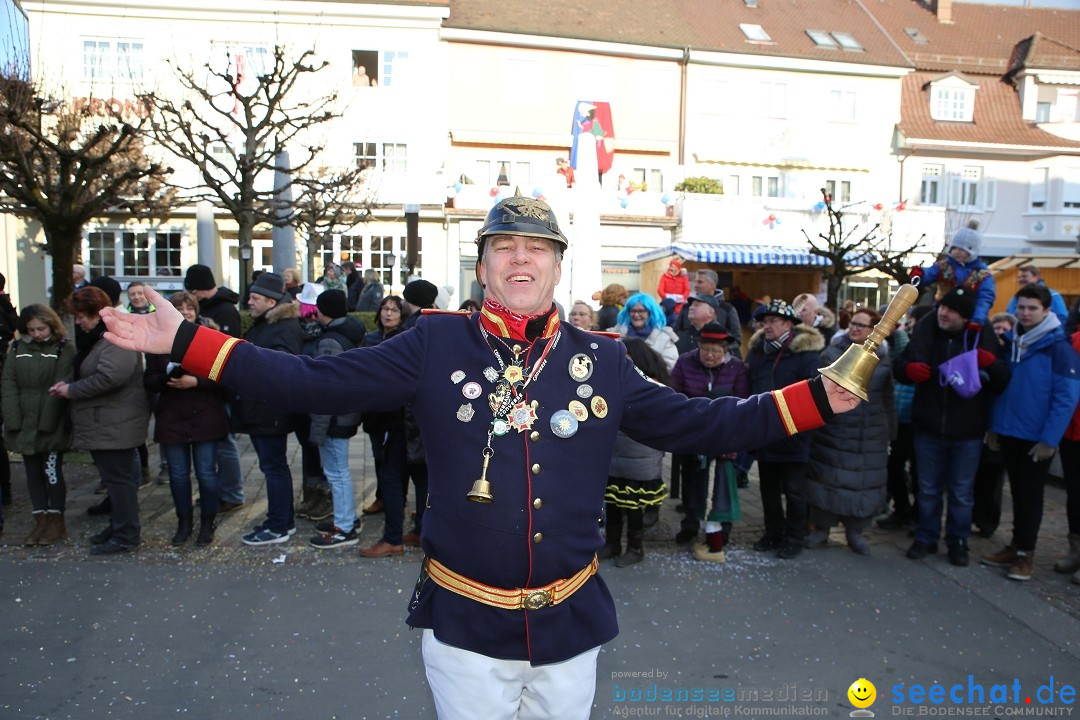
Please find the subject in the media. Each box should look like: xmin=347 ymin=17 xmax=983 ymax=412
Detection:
xmin=849 ymin=678 xmax=877 ymax=717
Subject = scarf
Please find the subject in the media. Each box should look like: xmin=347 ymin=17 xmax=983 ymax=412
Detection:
xmin=480 ymin=298 xmax=560 ymax=342
xmin=764 ymin=330 xmax=791 ymax=355
xmin=1011 ymin=313 xmax=1061 ymax=363
xmin=627 ymin=324 xmax=652 ymax=340
xmin=73 ymin=321 xmax=106 ymax=380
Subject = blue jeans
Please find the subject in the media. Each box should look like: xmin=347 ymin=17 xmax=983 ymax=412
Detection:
xmin=318 ymin=436 xmax=356 ymax=532
xmin=163 ymin=441 xmax=220 ymax=515
xmin=913 ymin=432 xmax=983 ymax=546
xmin=217 ymin=433 xmax=244 ymax=504
xmin=249 ymin=434 xmax=294 ymax=534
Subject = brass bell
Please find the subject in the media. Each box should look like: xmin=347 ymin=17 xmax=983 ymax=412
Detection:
xmin=819 ymin=284 xmax=919 ymax=401
xmin=467 ymin=449 xmax=494 ymax=503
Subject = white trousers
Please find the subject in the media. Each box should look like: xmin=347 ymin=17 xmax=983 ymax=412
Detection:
xmin=422 ymin=629 xmax=600 ymax=720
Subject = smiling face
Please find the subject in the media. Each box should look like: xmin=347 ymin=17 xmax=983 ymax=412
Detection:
xmin=628 ymin=304 xmax=649 ymax=330
xmin=847 ymin=679 xmax=876 ymax=709
xmin=478 ymin=234 xmax=562 ymax=316
xmin=126 ymin=284 xmax=148 ymax=310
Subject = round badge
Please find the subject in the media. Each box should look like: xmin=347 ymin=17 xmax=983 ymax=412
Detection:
xmin=576 ymin=384 xmax=593 ymax=399
xmin=590 ymin=395 xmax=609 ymax=419
xmin=451 ymin=370 xmax=466 ymax=384
xmin=492 ymin=419 xmax=509 ymax=436
xmin=462 ymin=382 xmax=482 ymax=399
xmin=568 ymin=400 xmax=589 ymax=422
xmin=569 ymin=353 xmax=593 ymax=382
xmin=550 ymin=410 xmax=579 ymax=438
xmin=590 ymin=342 xmax=599 ymax=350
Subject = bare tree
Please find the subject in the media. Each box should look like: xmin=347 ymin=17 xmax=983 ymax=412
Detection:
xmin=292 ymin=165 xmax=372 ymax=281
xmin=0 ymin=76 xmax=174 ymax=311
xmin=139 ymin=45 xmax=339 ymax=255
xmin=803 ymin=189 xmax=926 ymax=309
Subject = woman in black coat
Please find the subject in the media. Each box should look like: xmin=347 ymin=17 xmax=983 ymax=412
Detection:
xmin=144 ymin=292 xmax=229 ymax=546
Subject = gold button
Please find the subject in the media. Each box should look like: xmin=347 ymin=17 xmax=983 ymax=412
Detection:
xmin=533 ymin=532 xmax=543 ymax=543
xmin=531 ymin=463 xmax=541 ymax=475
xmin=533 ymin=498 xmax=542 ymax=509
xmin=530 ymin=431 xmax=540 ymax=442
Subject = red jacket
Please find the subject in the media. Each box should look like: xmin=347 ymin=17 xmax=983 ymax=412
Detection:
xmin=657 ymin=272 xmax=691 ymax=315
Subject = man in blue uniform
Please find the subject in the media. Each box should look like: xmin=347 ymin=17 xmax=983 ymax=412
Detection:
xmin=100 ymin=197 xmax=859 ymax=720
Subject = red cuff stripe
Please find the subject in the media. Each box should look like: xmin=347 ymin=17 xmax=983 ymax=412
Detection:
xmin=183 ymin=325 xmax=244 ymax=381
xmin=772 ymin=380 xmax=825 ymax=436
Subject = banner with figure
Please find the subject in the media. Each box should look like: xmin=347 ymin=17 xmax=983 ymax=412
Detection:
xmin=570 ymin=101 xmax=615 ymax=177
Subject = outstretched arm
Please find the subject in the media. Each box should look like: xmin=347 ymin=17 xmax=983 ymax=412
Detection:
xmin=100 ymin=287 xmax=185 ymax=355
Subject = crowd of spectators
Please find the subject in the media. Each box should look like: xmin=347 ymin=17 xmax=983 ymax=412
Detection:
xmin=3 ymin=226 xmax=1080 ymax=583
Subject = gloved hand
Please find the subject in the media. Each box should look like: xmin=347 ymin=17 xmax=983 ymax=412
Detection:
xmin=966 ymin=322 xmax=983 ymax=333
xmin=906 ymin=362 xmax=932 ymax=383
xmin=908 ymin=266 xmax=924 ymax=283
xmin=1029 ymin=442 xmax=1056 ymax=462
xmin=985 ymin=431 xmax=1000 ymax=452
xmin=976 ymin=348 xmax=996 ymax=368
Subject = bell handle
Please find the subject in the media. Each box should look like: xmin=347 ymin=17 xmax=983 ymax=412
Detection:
xmin=865 ymin=284 xmax=919 ymax=351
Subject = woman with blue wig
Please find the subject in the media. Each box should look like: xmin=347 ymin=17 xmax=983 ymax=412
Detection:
xmin=611 ymin=292 xmax=679 ymax=370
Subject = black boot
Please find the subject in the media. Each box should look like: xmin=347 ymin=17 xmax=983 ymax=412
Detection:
xmin=87 ymin=495 xmax=112 ymax=516
xmin=171 ymin=510 xmax=194 ymax=545
xmin=598 ymin=524 xmax=622 ymax=560
xmin=195 ymin=513 xmax=216 ymax=546
xmin=615 ymin=530 xmax=645 ymax=567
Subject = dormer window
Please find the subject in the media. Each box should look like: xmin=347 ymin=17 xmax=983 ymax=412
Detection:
xmin=927 ymin=74 xmax=977 ymax=123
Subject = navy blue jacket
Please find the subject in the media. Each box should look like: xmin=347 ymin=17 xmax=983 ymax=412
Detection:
xmin=184 ymin=313 xmax=828 ymax=665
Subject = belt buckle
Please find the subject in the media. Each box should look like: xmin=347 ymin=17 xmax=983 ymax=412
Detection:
xmin=522 ymin=589 xmax=552 ymax=611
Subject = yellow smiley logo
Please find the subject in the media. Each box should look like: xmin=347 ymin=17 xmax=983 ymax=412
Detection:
xmin=848 ymin=678 xmax=876 ymax=709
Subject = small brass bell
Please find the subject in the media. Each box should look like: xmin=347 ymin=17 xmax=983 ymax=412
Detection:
xmin=467 ymin=449 xmax=494 ymax=503
xmin=819 ymin=284 xmax=919 ymax=401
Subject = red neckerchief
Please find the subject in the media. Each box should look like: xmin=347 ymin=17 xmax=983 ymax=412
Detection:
xmin=480 ymin=298 xmax=560 ymax=342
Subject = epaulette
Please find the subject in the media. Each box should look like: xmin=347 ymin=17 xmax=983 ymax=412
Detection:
xmin=589 ymin=330 xmax=621 ymax=340
xmin=421 ymin=309 xmax=473 ymax=317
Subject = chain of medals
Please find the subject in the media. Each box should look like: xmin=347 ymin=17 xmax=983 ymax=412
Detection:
xmin=477 ymin=322 xmax=562 ymax=470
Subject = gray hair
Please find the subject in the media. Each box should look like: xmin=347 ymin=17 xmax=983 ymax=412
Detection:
xmin=696 ymin=269 xmax=718 ymax=287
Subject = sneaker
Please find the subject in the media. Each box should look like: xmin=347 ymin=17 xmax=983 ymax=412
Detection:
xmin=251 ymin=523 xmax=297 ymax=537
xmin=981 ymin=545 xmax=1017 ymax=568
xmin=905 ymin=541 xmax=938 ymax=560
xmin=306 ymin=498 xmax=335 ymax=523
xmin=90 ymin=539 xmax=137 ymax=556
xmin=947 ymin=542 xmax=970 ymax=567
xmin=241 ymin=528 xmax=291 ymax=546
xmin=752 ymin=534 xmax=781 ymax=552
xmin=309 ymin=527 xmax=359 ymax=549
xmin=776 ymin=541 xmax=803 ymax=559
xmin=1006 ymin=551 xmax=1034 ymax=581
xmin=314 ymin=518 xmax=361 ymax=534
xmin=157 ymin=466 xmax=170 ymax=485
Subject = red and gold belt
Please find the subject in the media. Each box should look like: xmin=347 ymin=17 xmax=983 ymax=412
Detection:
xmin=425 ymin=555 xmax=598 ymax=611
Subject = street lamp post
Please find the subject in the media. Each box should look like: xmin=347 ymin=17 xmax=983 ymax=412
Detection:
xmin=239 ymin=242 xmax=253 ymax=304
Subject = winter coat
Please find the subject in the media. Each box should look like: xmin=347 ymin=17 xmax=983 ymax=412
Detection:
xmin=2 ymin=337 xmax=75 ymax=454
xmin=199 ymin=287 xmax=242 ymax=338
xmin=232 ymin=300 xmax=302 ymax=436
xmin=657 ymin=272 xmax=691 ymax=315
xmin=0 ymin=293 xmax=17 ymax=359
xmin=894 ymin=314 xmax=1009 ymax=440
xmin=745 ymin=324 xmax=825 ymax=461
xmin=990 ymin=320 xmax=1080 ymax=446
xmin=308 ymin=316 xmax=366 ymax=443
xmin=356 ymin=281 xmax=384 ymax=312
xmin=144 ymin=353 xmax=228 ymax=445
xmin=671 ymin=350 xmax=749 ymax=404
xmin=1065 ymin=331 xmax=1080 ymax=443
xmin=609 ymin=431 xmax=663 ymax=481
xmin=611 ymin=324 xmax=679 ymax=370
xmin=597 ymin=304 xmax=620 ymax=334
xmin=806 ymin=336 xmax=895 ymax=519
xmin=361 ymin=325 xmax=407 ymax=434
xmin=66 ymin=335 xmax=149 ymax=450
xmin=347 ymin=274 xmax=363 ymax=311
xmin=914 ymin=255 xmax=996 ymax=324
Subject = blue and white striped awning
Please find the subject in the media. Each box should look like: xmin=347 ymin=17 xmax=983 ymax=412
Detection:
xmin=638 ymin=243 xmax=870 ymax=267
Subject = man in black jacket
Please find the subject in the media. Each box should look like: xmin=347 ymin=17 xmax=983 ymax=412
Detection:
xmin=893 ymin=287 xmax=1010 ymax=567
xmin=234 ymin=273 xmax=303 ymax=546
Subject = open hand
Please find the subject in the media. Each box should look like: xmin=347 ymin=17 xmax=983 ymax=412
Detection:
xmin=821 ymin=375 xmax=862 ymax=414
xmin=100 ymin=286 xmax=184 ymax=355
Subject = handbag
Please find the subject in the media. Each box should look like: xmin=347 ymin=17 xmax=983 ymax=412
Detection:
xmin=938 ymin=330 xmax=982 ymax=399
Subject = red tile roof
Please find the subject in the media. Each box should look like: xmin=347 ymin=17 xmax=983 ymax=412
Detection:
xmin=898 ymin=71 xmax=1080 ymax=150
xmin=445 ymin=0 xmax=911 ymax=68
xmin=1007 ymin=32 xmax=1080 ymax=75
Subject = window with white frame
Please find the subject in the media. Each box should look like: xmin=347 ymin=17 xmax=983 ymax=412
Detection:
xmin=631 ymin=167 xmax=664 ymax=193
xmin=381 ymin=51 xmax=408 ymax=88
xmin=948 ymin=166 xmax=995 ymax=212
xmin=349 ymin=49 xmax=407 ymax=88
xmin=829 ymin=89 xmax=856 ymax=123
xmin=354 ymin=142 xmax=407 ymax=172
xmin=825 ymin=179 xmax=851 ymax=204
xmin=83 ymin=39 xmax=144 ymax=82
xmin=367 ymin=235 xmax=421 ymax=286
xmin=740 ymin=24 xmax=772 ymax=43
xmin=1036 ymin=102 xmax=1052 ymax=123
xmin=1065 ymin=168 xmax=1080 ymax=209
xmin=86 ymin=229 xmax=183 ymax=277
xmin=920 ymin=164 xmax=944 ymax=206
xmin=474 ymin=159 xmax=531 ymax=189
xmin=752 ymin=175 xmax=780 ymax=197
xmin=726 ymin=175 xmax=740 ymax=196
xmin=931 ymin=84 xmax=975 ymax=122
xmin=1030 ymin=167 xmax=1048 ymax=210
